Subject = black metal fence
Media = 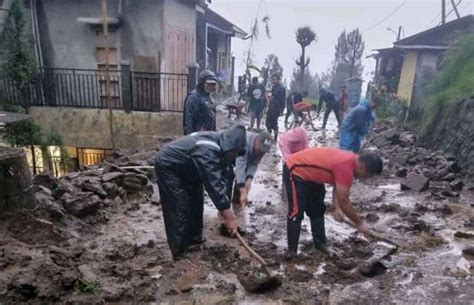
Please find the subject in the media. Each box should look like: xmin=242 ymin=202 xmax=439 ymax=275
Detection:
xmin=0 ymin=67 xmax=189 ymax=112
xmin=132 ymin=71 xmax=188 ymax=112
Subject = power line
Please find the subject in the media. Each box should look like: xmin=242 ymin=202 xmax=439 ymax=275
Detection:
xmin=363 ymin=0 xmax=409 ymax=32
xmin=428 ymin=0 xmax=462 ymax=28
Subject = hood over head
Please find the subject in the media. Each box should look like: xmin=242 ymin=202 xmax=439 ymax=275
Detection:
xmin=219 ymin=125 xmax=247 ymax=155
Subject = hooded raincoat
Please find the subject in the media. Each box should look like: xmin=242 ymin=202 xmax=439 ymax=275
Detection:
xmin=339 ymin=99 xmax=374 ymax=152
xmin=154 ymin=125 xmax=246 ymax=257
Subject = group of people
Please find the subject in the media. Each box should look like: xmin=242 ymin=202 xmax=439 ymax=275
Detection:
xmin=154 ymin=70 xmax=382 ymax=262
xmin=241 ymin=74 xmax=375 ymax=155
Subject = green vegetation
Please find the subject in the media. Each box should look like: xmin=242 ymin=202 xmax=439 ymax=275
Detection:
xmin=74 ymin=279 xmax=101 ymax=294
xmin=373 ymin=91 xmax=408 ymax=123
xmin=0 ymin=0 xmax=37 ymax=86
xmin=422 ymin=34 xmax=474 ymax=130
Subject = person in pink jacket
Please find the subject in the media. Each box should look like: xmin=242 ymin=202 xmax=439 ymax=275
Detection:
xmin=278 ymin=127 xmax=310 ymax=201
xmin=278 ymin=127 xmax=309 ymax=160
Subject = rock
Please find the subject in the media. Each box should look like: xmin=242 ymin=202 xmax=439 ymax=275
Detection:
xmin=440 ymin=190 xmax=460 ymax=198
xmin=62 ymin=192 xmax=101 ymax=217
xmin=64 ymin=172 xmax=80 ymax=181
xmin=447 ymin=161 xmax=461 ymax=173
xmin=465 ymin=182 xmax=474 ymax=191
xmin=82 ymin=180 xmax=108 ymax=198
xmin=449 ymin=179 xmax=464 ymax=191
xmin=435 ymin=168 xmax=450 ymax=179
xmin=102 ymin=163 xmax=125 ymax=174
xmin=102 ymin=182 xmax=119 ymax=197
xmin=464 ymin=218 xmax=474 ymax=228
xmin=54 ymin=180 xmax=75 ymax=199
xmin=365 ymin=213 xmax=380 ymax=223
xmin=395 ymin=168 xmax=408 ymax=178
xmin=119 ymin=173 xmax=149 ymax=192
xmin=391 ymin=155 xmax=408 ymax=166
xmin=462 ymin=247 xmax=474 ymax=258
xmin=454 ymin=231 xmax=474 ymax=239
xmin=442 ymin=173 xmax=456 ymax=181
xmin=35 ymin=193 xmax=66 ymax=220
xmin=401 ymin=172 xmax=429 ymax=192
xmin=34 ymin=170 xmax=58 ymax=189
xmin=429 ymin=180 xmax=447 ymax=192
xmin=34 ymin=185 xmax=53 ymax=197
xmin=102 ymin=172 xmax=125 ymax=183
xmin=399 ymin=132 xmax=416 ymax=147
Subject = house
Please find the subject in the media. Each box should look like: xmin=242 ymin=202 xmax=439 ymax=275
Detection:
xmin=370 ymin=14 xmax=474 ymax=115
xmin=196 ymin=7 xmax=247 ymax=94
xmin=0 ymin=0 xmax=246 ymax=174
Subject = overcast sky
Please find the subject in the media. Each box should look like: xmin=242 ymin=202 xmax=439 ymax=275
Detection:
xmin=211 ymin=0 xmax=473 ymax=86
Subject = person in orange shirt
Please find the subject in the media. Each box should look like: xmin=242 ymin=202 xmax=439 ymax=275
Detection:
xmin=283 ymin=147 xmax=383 ymax=258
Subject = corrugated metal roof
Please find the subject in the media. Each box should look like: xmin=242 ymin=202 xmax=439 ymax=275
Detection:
xmin=0 ymin=111 xmax=31 ymax=127
xmin=395 ymin=14 xmax=473 ymax=46
xmin=205 ymin=8 xmax=247 ymax=39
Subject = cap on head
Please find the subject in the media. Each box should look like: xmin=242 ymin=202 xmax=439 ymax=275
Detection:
xmin=198 ymin=70 xmax=218 ymax=84
xmin=271 ymin=73 xmax=280 ymax=80
xmin=358 ymin=151 xmax=383 ymax=175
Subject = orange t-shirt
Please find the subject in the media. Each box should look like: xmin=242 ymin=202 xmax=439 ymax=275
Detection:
xmin=285 ymin=147 xmax=357 ymax=187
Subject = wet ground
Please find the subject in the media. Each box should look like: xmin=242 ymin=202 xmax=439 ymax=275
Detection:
xmin=0 ymin=105 xmax=473 ymax=304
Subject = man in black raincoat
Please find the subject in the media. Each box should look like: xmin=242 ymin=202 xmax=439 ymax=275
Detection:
xmin=154 ymin=125 xmax=247 ymax=261
xmin=265 ymin=73 xmax=286 ymax=140
xmin=183 ymin=70 xmax=218 ymax=135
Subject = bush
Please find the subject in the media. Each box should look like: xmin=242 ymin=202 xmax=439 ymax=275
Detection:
xmin=422 ymin=34 xmax=474 ymax=130
xmin=372 ymin=90 xmax=408 ymax=123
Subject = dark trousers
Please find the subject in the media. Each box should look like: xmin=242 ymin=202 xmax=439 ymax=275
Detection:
xmin=155 ymin=161 xmax=204 ymax=258
xmin=322 ymin=105 xmax=342 ymax=129
xmin=283 ymin=164 xmax=326 ymax=253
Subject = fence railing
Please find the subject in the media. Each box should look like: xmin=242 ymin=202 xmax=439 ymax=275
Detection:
xmin=0 ymin=66 xmax=191 ymax=113
xmin=132 ymin=71 xmax=188 ymax=112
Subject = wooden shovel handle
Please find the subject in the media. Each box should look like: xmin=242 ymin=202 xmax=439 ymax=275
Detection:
xmin=235 ymin=232 xmax=268 ymax=266
xmin=235 ymin=231 xmax=276 ymax=277
xmin=340 ymin=216 xmax=401 ymax=248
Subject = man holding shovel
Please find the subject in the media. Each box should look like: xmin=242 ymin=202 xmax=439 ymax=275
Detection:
xmin=283 ymin=147 xmax=383 ymax=259
xmin=154 ymin=125 xmax=246 ymax=261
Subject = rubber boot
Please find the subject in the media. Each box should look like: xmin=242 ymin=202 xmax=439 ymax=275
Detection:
xmin=310 ymin=217 xmax=332 ymax=256
xmin=286 ymin=218 xmax=301 ymax=260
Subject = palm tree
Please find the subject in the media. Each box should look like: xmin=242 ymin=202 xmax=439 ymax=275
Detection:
xmin=295 ymin=26 xmax=317 ymax=84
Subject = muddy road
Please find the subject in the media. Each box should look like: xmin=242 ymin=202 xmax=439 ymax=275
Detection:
xmin=0 ymin=106 xmax=473 ymax=304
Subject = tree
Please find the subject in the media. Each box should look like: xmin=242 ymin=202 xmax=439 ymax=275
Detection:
xmin=295 ymin=26 xmax=317 ymax=85
xmin=329 ymin=29 xmax=365 ymax=91
xmin=261 ymin=54 xmax=283 ymax=87
xmin=0 ymin=0 xmax=36 ymax=87
xmin=289 ymin=67 xmax=319 ymax=98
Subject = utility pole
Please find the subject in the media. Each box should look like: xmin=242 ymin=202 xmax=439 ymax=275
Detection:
xmin=441 ymin=0 xmax=446 ymax=24
xmin=101 ymin=0 xmax=115 ymax=149
xmin=397 ymin=26 xmax=402 ymax=41
xmin=450 ymin=0 xmax=461 ymax=19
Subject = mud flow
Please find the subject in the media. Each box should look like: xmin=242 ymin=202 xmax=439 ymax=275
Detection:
xmin=0 ymin=107 xmax=473 ymax=304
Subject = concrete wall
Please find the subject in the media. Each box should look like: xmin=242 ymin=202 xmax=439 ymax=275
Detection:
xmin=120 ymin=0 xmax=164 ymax=72
xmin=411 ymin=51 xmax=441 ymax=113
xmin=29 ymin=107 xmax=182 ymax=150
xmin=37 ymin=0 xmax=120 ymax=69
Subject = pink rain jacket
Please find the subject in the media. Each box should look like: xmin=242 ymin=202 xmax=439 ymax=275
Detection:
xmin=278 ymin=127 xmax=309 ymax=160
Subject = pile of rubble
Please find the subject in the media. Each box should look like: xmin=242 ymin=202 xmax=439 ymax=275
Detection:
xmin=34 ymin=157 xmax=156 ymax=224
xmin=367 ymin=122 xmax=472 ymax=201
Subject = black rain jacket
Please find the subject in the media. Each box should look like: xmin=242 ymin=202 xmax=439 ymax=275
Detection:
xmin=183 ymin=86 xmax=216 ymax=135
xmin=155 ymin=125 xmax=247 ymax=211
